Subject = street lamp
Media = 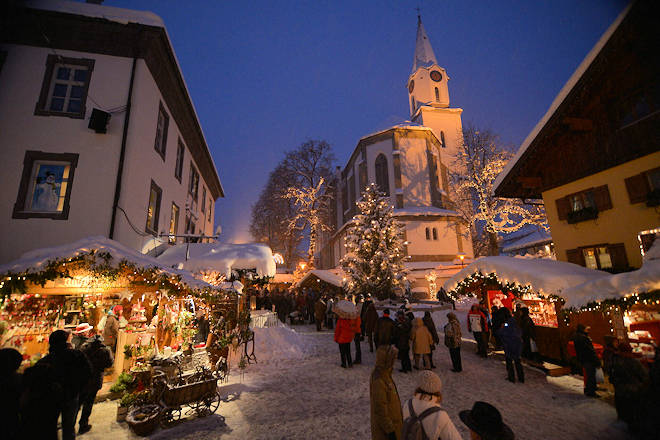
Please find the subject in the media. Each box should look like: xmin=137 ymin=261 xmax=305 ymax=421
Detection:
xmin=457 ymin=253 xmax=466 ymax=268
xmin=299 ymin=261 xmax=306 ymax=271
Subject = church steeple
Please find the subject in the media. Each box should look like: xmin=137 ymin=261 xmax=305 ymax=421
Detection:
xmin=412 ymin=15 xmax=437 ymax=73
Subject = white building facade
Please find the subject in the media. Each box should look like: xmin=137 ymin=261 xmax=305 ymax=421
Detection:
xmin=0 ymin=0 xmax=223 ymax=264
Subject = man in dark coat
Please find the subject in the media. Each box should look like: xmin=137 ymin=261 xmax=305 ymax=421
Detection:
xmin=314 ymin=297 xmax=326 ymax=331
xmin=572 ymin=324 xmax=600 ymax=397
xmin=393 ymin=311 xmax=412 ymax=372
xmin=422 ymin=311 xmax=440 ymax=369
xmin=609 ymin=342 xmax=650 ymax=433
xmin=78 ymin=335 xmax=114 ymax=434
xmin=364 ymin=299 xmax=378 ymax=352
xmin=35 ymin=330 xmax=92 ymax=440
xmin=374 ymin=309 xmax=395 ymax=348
xmin=518 ymin=307 xmax=537 ymax=361
xmin=497 ymin=308 xmax=524 ymax=383
xmin=0 ymin=348 xmax=23 ymax=440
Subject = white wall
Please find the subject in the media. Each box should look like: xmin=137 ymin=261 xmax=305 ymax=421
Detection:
xmin=365 ymin=138 xmax=396 ymax=204
xmin=418 ymin=108 xmax=463 ymax=171
xmin=405 ymin=219 xmax=462 ymax=256
xmin=400 ymin=136 xmax=432 ymax=207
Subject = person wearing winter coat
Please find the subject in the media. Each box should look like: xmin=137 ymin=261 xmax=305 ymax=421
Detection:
xmin=467 ymin=305 xmax=489 ymax=358
xmin=422 ymin=311 xmax=440 ymax=369
xmin=411 ymin=318 xmax=433 ymax=370
xmin=375 ymin=309 xmax=395 ymax=348
xmin=609 ymin=342 xmax=650 ymax=433
xmin=364 ymin=300 xmax=379 ymax=352
xmin=518 ymin=308 xmax=537 ymax=361
xmin=572 ymin=324 xmax=600 ymax=397
xmin=0 ymin=348 xmax=23 ymax=440
xmin=353 ymin=315 xmax=363 ymax=364
xmin=102 ymin=308 xmax=120 ymax=352
xmin=326 ymin=297 xmax=335 ymax=329
xmin=370 ymin=345 xmax=403 ymax=440
xmin=401 ymin=371 xmax=462 ymax=440
xmin=497 ymin=308 xmax=524 ymax=383
xmin=314 ymin=298 xmax=327 ymax=332
xmin=393 ymin=311 xmax=412 ymax=373
xmin=335 ymin=316 xmax=356 ymax=368
xmin=77 ymin=335 xmax=114 ymax=434
xmin=444 ymin=313 xmax=462 ymax=372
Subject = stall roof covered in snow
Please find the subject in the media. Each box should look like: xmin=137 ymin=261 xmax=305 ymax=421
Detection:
xmin=443 ymin=256 xmax=609 ymax=297
xmin=157 ymin=243 xmax=276 ymax=278
xmin=0 ymin=236 xmax=212 ymax=289
xmin=297 ymin=269 xmax=344 ymax=288
xmin=501 ymin=229 xmax=552 ymax=254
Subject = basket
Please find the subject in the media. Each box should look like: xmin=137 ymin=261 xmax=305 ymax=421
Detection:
xmin=126 ymin=404 xmax=160 ymax=436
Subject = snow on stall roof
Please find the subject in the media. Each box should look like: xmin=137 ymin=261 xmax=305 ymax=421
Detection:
xmin=25 ymin=0 xmax=164 ymax=27
xmin=157 ymin=242 xmax=276 ymax=278
xmin=501 ymin=229 xmax=552 ymax=253
xmin=442 ymin=256 xmax=609 ymax=297
xmin=493 ymin=4 xmax=632 ymax=194
xmin=297 ymin=269 xmax=344 ymax=288
xmin=0 ymin=236 xmax=212 ymax=289
xmin=393 ymin=206 xmax=460 ymax=217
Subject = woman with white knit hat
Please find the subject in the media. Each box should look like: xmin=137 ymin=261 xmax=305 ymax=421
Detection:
xmin=401 ymin=371 xmax=462 ymax=440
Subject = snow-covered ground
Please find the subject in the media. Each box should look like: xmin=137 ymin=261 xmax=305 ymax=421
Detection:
xmin=81 ymin=306 xmax=632 ymax=439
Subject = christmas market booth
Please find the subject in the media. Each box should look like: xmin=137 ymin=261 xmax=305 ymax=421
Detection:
xmin=444 ymin=253 xmax=660 ymax=364
xmin=296 ymin=269 xmax=345 ymax=295
xmin=0 ymin=236 xmax=241 ymax=379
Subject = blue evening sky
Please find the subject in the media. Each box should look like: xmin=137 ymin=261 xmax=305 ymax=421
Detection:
xmin=110 ymin=0 xmax=628 ymax=243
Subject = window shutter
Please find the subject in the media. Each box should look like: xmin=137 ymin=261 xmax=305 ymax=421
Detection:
xmin=566 ymin=248 xmax=584 ymax=266
xmin=555 ymin=197 xmax=570 ymax=220
xmin=624 ymin=173 xmax=650 ymax=204
xmin=607 ymin=243 xmax=628 ymax=270
xmin=592 ymin=185 xmax=612 ymax=211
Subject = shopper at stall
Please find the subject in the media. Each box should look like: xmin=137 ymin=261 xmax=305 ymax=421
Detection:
xmin=572 ymin=324 xmax=600 ymax=397
xmin=0 ymin=348 xmax=23 ymax=440
xmin=370 ymin=345 xmax=403 ymax=440
xmin=422 ymin=311 xmax=440 ymax=369
xmin=315 ymin=297 xmax=327 ymax=331
xmin=103 ymin=306 xmax=121 ymax=351
xmin=364 ymin=298 xmax=379 ymax=352
xmin=37 ymin=330 xmax=92 ymax=440
xmin=467 ymin=304 xmax=489 ymax=357
xmin=609 ymin=342 xmax=650 ymax=433
xmin=497 ymin=308 xmax=524 ymax=383
xmin=401 ymin=371 xmax=462 ymax=440
xmin=459 ymin=401 xmax=514 ymax=440
xmin=411 ymin=317 xmax=433 ymax=371
xmin=518 ymin=308 xmax=537 ymax=361
xmin=335 ymin=313 xmax=355 ymax=368
xmin=194 ymin=309 xmax=210 ymax=344
xmin=393 ymin=311 xmax=412 ymax=373
xmin=444 ymin=313 xmax=463 ymax=372
xmin=78 ymin=335 xmax=114 ymax=435
xmin=375 ymin=309 xmax=395 ymax=348
xmin=71 ymin=323 xmax=93 ymax=350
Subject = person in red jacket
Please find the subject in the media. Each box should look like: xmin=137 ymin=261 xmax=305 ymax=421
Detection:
xmin=335 ymin=316 xmax=356 ymax=368
xmin=467 ymin=304 xmax=489 ymax=358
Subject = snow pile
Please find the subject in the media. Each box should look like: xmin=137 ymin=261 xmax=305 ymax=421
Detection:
xmin=158 ymin=242 xmax=276 ymax=278
xmin=443 ymin=256 xmax=609 ymax=297
xmin=252 ymin=325 xmax=315 ymax=363
xmin=0 ymin=236 xmax=211 ymax=289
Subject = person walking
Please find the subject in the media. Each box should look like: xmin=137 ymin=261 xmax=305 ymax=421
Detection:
xmin=422 ymin=311 xmax=440 ymax=369
xmin=36 ymin=330 xmax=92 ymax=440
xmin=572 ymin=324 xmax=600 ymax=397
xmin=497 ymin=308 xmax=524 ymax=383
xmin=0 ymin=348 xmax=23 ymax=440
xmin=335 ymin=314 xmax=355 ymax=368
xmin=401 ymin=371 xmax=462 ymax=440
xmin=364 ymin=299 xmax=379 ymax=352
xmin=411 ymin=318 xmax=433 ymax=370
xmin=467 ymin=304 xmax=488 ymax=358
xmin=459 ymin=401 xmax=514 ymax=440
xmin=444 ymin=313 xmax=463 ymax=372
xmin=370 ymin=345 xmax=403 ymax=440
xmin=374 ymin=309 xmax=395 ymax=348
xmin=609 ymin=342 xmax=650 ymax=434
xmin=314 ymin=297 xmax=326 ymax=331
xmin=393 ymin=311 xmax=412 ymax=373
xmin=77 ymin=335 xmax=114 ymax=435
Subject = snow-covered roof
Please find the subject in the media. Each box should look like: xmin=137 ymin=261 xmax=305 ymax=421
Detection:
xmin=24 ymin=0 xmax=165 ymax=27
xmin=297 ymin=269 xmax=344 ymax=288
xmin=501 ymin=229 xmax=552 ymax=253
xmin=157 ymin=242 xmax=276 ymax=278
xmin=359 ymin=122 xmax=431 ymax=143
xmin=412 ymin=16 xmax=437 ymax=73
xmin=443 ymin=256 xmax=609 ymax=297
xmin=0 ymin=236 xmax=212 ymax=289
xmin=493 ymin=4 xmax=632 ymax=194
xmin=393 ymin=207 xmax=460 ymax=217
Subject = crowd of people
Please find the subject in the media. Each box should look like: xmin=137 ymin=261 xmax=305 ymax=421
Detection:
xmin=0 ymin=325 xmax=113 ymax=440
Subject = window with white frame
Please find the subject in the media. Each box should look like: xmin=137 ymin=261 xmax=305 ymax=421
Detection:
xmin=175 ymin=139 xmax=184 ymax=182
xmin=154 ymin=103 xmax=169 ymax=160
xmin=36 ymin=55 xmax=94 ymax=118
xmin=169 ymin=202 xmax=179 ymax=244
xmin=145 ymin=180 xmax=162 ymax=235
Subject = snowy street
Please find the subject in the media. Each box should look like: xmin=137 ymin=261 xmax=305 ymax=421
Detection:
xmin=81 ymin=312 xmax=631 ymax=440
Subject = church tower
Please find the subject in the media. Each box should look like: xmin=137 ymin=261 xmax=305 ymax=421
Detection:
xmin=407 ymin=15 xmax=463 ymax=171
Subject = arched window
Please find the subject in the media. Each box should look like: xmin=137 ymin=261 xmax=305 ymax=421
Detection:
xmin=425 ymin=227 xmax=430 ymax=240
xmin=432 ymin=228 xmax=438 ymax=240
xmin=440 ymin=131 xmax=446 ymax=148
xmin=411 ymin=97 xmax=416 ymax=112
xmin=375 ymin=154 xmax=390 ymax=196
xmin=435 ymin=87 xmax=439 ymax=102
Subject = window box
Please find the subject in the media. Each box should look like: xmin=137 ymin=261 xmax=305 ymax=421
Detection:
xmin=646 ymin=189 xmax=660 ymax=207
xmin=567 ymin=206 xmax=598 ymax=224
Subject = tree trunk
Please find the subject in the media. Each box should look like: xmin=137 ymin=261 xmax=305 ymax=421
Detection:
xmin=488 ymin=230 xmax=499 ymax=256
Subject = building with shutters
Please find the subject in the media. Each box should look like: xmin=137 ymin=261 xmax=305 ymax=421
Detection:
xmin=494 ymin=1 xmax=659 ymax=272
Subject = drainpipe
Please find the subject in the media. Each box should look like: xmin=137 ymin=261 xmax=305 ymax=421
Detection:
xmin=109 ymin=57 xmax=137 ymax=239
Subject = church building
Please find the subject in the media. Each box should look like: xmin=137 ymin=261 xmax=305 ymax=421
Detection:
xmin=317 ymin=16 xmax=473 ymax=297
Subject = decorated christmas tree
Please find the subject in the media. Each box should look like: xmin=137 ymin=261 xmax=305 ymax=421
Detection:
xmin=341 ymin=183 xmax=407 ymax=300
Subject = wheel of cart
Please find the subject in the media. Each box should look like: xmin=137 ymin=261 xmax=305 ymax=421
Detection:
xmin=158 ymin=369 xmax=220 ymax=428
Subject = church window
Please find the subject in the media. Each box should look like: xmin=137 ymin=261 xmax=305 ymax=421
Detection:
xmin=411 ymin=97 xmax=416 ymax=112
xmin=425 ymin=227 xmax=430 ymax=240
xmin=432 ymin=228 xmax=438 ymax=240
xmin=435 ymin=87 xmax=439 ymax=102
xmin=375 ymin=154 xmax=390 ymax=196
xmin=440 ymin=131 xmax=446 ymax=148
